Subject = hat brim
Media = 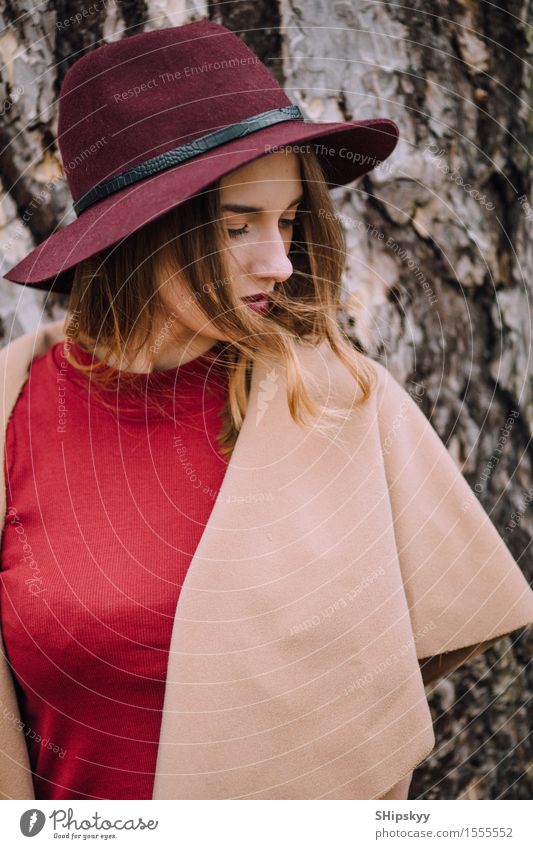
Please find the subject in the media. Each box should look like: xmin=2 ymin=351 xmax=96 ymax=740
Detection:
xmin=3 ymin=118 xmax=399 ymax=293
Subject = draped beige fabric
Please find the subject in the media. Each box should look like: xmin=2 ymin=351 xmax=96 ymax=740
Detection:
xmin=1 ymin=320 xmax=532 ymax=801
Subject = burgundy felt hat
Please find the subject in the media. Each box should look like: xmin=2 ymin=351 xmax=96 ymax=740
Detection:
xmin=4 ymin=19 xmax=400 ymax=294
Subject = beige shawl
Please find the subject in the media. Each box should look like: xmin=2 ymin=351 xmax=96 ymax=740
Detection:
xmin=1 ymin=319 xmax=532 ymax=800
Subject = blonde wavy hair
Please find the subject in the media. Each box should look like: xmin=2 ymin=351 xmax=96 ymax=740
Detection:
xmin=64 ymin=148 xmax=377 ymax=457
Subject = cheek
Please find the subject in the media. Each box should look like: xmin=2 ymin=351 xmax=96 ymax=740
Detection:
xmin=160 ymin=278 xmax=203 ymax=327
xmin=224 ymin=249 xmax=252 ymax=299
xmin=162 ymin=278 xmax=234 ymax=339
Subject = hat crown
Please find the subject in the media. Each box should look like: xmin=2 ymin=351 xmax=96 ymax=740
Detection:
xmin=57 ymin=20 xmax=291 ymax=201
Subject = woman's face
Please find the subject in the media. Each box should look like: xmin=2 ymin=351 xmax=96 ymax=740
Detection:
xmin=157 ymin=150 xmax=303 ymax=360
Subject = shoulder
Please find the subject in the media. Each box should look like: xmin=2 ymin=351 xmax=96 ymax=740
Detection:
xmin=294 ymin=337 xmax=404 ymax=407
xmin=0 ymin=319 xmax=65 ymax=369
xmin=0 ymin=320 xmax=66 ymax=419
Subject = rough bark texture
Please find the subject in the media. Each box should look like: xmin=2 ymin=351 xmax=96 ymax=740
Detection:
xmin=0 ymin=0 xmax=532 ymax=800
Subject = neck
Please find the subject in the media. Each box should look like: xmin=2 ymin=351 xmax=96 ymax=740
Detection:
xmin=91 ymin=335 xmax=219 ymax=373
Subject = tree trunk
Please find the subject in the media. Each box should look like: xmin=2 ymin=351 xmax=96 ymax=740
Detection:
xmin=1 ymin=0 xmax=531 ymax=800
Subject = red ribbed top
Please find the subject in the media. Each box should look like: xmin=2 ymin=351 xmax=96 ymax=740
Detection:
xmin=0 ymin=337 xmax=229 ymax=799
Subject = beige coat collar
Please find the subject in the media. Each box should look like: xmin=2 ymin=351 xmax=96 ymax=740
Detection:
xmin=1 ymin=319 xmax=533 ymax=800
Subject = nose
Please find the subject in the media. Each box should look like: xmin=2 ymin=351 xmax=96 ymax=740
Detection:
xmin=248 ymin=233 xmax=293 ymax=287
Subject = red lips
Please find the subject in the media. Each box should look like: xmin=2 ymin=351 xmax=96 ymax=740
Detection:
xmin=240 ymin=291 xmax=273 ymax=314
xmin=240 ymin=292 xmax=272 ymax=302
xmin=243 ymin=297 xmax=271 ymax=314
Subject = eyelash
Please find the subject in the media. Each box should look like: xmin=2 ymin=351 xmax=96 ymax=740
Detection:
xmin=227 ymin=218 xmax=297 ymax=239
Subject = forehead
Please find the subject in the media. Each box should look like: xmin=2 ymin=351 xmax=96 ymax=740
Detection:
xmin=219 ymin=151 xmax=302 ymax=205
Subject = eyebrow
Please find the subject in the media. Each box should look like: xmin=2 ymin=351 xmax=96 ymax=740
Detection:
xmin=220 ymin=192 xmax=304 ymax=213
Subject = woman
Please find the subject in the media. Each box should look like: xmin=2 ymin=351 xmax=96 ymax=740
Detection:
xmin=2 ymin=19 xmax=533 ymax=802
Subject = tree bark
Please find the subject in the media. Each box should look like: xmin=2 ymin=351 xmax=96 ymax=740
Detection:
xmin=1 ymin=0 xmax=531 ymax=800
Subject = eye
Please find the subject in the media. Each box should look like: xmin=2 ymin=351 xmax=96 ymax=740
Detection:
xmin=227 ymin=224 xmax=249 ymax=239
xmin=279 ymin=217 xmax=297 ymax=230
xmin=226 ymin=218 xmax=297 ymax=240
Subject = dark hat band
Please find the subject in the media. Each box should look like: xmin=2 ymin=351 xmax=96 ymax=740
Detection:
xmin=73 ymin=104 xmax=304 ymax=216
